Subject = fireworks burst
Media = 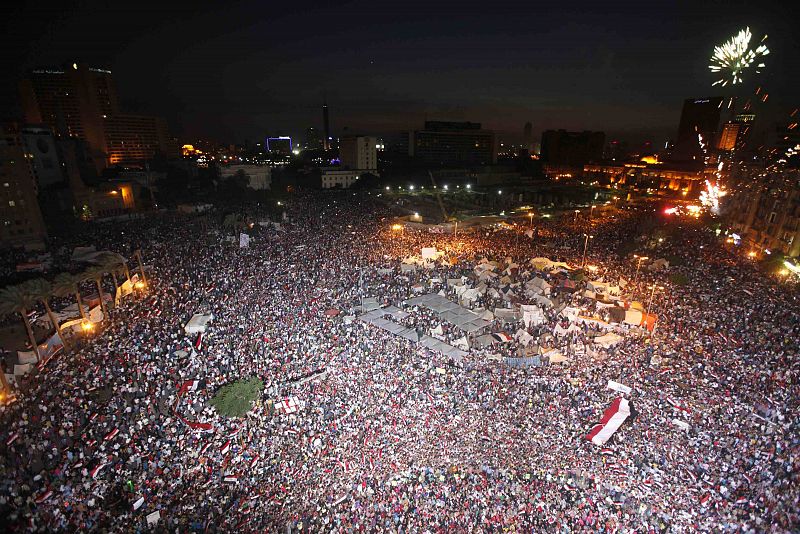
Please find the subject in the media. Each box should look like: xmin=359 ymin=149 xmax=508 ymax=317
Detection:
xmin=699 ymin=180 xmax=727 ymax=215
xmin=709 ymin=27 xmax=769 ymax=87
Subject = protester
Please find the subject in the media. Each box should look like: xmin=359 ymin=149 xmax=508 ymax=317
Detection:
xmin=0 ymin=193 xmax=797 ymax=532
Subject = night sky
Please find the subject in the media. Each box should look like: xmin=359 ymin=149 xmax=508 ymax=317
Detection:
xmin=1 ymin=0 xmax=798 ymax=146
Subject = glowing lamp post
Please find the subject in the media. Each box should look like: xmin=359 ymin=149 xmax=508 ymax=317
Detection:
xmin=581 ymin=234 xmax=594 ymax=268
xmin=633 ymin=254 xmax=649 ymax=285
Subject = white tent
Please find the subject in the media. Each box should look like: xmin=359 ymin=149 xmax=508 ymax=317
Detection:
xmin=520 ymin=304 xmax=545 ymax=327
xmin=623 ymin=309 xmax=644 ymax=326
xmin=594 ymin=332 xmax=624 ymax=348
xmin=185 ymin=313 xmax=214 ymax=334
xmin=515 ymin=328 xmax=535 ymax=346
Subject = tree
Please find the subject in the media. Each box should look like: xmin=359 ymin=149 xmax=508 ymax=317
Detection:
xmin=210 ymin=377 xmax=263 ymax=417
xmin=96 ymin=253 xmax=125 ymax=296
xmin=84 ymin=267 xmax=109 ymax=321
xmin=24 ymin=278 xmax=71 ymax=354
xmin=53 ymin=272 xmax=87 ymax=321
xmin=669 ymin=273 xmax=689 ymax=286
xmin=0 ymin=284 xmax=41 ymax=392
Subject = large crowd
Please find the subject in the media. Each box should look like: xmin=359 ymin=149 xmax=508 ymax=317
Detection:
xmin=0 ymin=192 xmax=798 ymax=532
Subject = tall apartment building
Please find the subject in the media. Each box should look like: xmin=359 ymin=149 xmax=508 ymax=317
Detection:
xmin=340 ymin=136 xmax=378 ymax=172
xmin=726 ymin=166 xmax=800 ymax=258
xmin=409 ymin=121 xmax=496 ymax=166
xmin=540 ymin=130 xmax=605 ymax=168
xmin=0 ymin=123 xmax=48 ymax=247
xmin=19 ymin=63 xmax=175 ymax=170
xmin=104 ymin=114 xmax=174 ymax=165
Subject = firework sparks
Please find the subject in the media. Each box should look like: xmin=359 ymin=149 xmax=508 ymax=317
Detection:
xmin=709 ymin=27 xmax=769 ymax=87
xmin=699 ymin=180 xmax=727 ymax=215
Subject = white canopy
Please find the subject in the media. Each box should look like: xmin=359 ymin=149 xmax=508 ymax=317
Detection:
xmin=185 ymin=312 xmax=214 ymax=334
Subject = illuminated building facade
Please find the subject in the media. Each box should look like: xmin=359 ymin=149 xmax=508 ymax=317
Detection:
xmin=726 ymin=168 xmax=800 ymax=258
xmin=340 ymin=136 xmax=378 ymax=172
xmin=105 ymin=114 xmax=175 ymax=165
xmin=409 ymin=121 xmax=496 ymax=166
xmin=20 ymin=63 xmax=174 ymax=169
xmin=266 ymin=137 xmax=293 ymax=156
xmin=583 ymin=158 xmax=709 ymax=195
xmin=0 ymin=122 xmax=48 ymax=247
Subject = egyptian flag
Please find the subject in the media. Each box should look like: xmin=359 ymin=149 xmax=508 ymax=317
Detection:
xmin=491 ymin=332 xmax=512 ymax=343
xmin=586 ymin=397 xmax=631 ymax=446
xmin=178 ymin=379 xmax=205 ymax=396
xmin=194 ymin=333 xmax=203 ymax=351
xmin=104 ymin=428 xmax=119 ymax=441
xmin=90 ymin=462 xmax=108 ymax=479
xmin=600 ymin=448 xmax=614 ymax=456
xmin=220 ymin=440 xmax=231 ymax=456
xmin=200 ymin=442 xmax=213 ymax=455
xmin=132 ymin=496 xmax=145 ymax=510
xmin=223 ymin=474 xmax=238 ymax=483
xmin=249 ymin=455 xmax=259 ymax=468
xmin=35 ymin=490 xmax=53 ymax=504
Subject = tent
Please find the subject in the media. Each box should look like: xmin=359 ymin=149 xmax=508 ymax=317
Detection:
xmin=594 ymin=332 xmax=624 ymax=348
xmin=623 ymin=309 xmax=644 ymax=326
xmin=515 ymin=328 xmax=535 ymax=346
xmin=520 ymin=304 xmax=545 ymax=327
xmin=608 ymin=307 xmax=626 ymax=323
xmin=185 ymin=313 xmax=214 ymax=334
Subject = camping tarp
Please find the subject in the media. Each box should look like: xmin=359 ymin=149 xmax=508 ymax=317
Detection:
xmin=595 ymin=332 xmax=624 ymax=348
xmin=185 ymin=313 xmax=214 ymax=334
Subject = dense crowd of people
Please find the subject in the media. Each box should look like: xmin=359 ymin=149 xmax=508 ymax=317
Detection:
xmin=0 ymin=192 xmax=798 ymax=532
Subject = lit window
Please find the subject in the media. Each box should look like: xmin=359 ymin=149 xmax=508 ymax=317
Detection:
xmin=8 ymin=200 xmax=15 ymax=207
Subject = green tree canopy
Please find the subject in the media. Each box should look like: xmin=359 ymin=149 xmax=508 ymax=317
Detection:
xmin=210 ymin=377 xmax=263 ymax=417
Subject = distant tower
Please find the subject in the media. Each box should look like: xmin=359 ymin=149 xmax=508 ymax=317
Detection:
xmin=322 ymin=99 xmax=331 ymax=151
xmin=523 ymin=121 xmax=533 ymax=152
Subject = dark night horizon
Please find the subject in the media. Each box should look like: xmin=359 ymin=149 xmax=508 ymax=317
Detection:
xmin=1 ymin=0 xmax=798 ymax=146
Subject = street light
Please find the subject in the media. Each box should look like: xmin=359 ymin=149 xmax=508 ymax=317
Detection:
xmin=633 ymin=254 xmax=649 ymax=285
xmin=589 ymin=205 xmax=596 ymax=219
xmin=574 ymin=209 xmax=580 ymax=222
xmin=581 ymin=234 xmax=594 ymax=267
xmin=529 ymin=212 xmax=534 ymax=230
xmin=646 ymin=284 xmax=664 ymax=318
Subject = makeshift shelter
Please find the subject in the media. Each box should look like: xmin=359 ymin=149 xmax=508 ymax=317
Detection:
xmin=594 ymin=332 xmax=624 ymax=348
xmin=185 ymin=313 xmax=214 ymax=334
xmin=608 ymin=307 xmax=626 ymax=323
xmin=520 ymin=304 xmax=545 ymax=327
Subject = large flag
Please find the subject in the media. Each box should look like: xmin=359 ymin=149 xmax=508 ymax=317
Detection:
xmin=586 ymin=397 xmax=631 ymax=446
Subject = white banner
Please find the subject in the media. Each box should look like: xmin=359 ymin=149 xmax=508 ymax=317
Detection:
xmin=607 ymin=380 xmax=632 ymax=395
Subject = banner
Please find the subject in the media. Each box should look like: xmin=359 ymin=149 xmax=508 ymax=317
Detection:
xmin=586 ymin=397 xmax=631 ymax=446
xmin=239 ymin=233 xmax=250 ymax=248
xmin=607 ymin=380 xmax=632 ymax=395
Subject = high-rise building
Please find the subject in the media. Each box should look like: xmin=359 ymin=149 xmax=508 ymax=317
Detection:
xmin=305 ymin=127 xmax=323 ymax=150
xmin=726 ymin=167 xmax=800 ymax=258
xmin=266 ymin=136 xmax=293 ymax=156
xmin=673 ymin=97 xmax=724 ymax=160
xmin=20 ymin=63 xmax=174 ymax=170
xmin=0 ymin=122 xmax=48 ymax=247
xmin=523 ymin=122 xmax=533 ymax=152
xmin=322 ymin=100 xmax=331 ymax=151
xmin=20 ymin=124 xmax=66 ymax=189
xmin=104 ymin=114 xmax=175 ymax=165
xmin=340 ymin=136 xmax=378 ymax=172
xmin=409 ymin=121 xmax=497 ymax=166
xmin=540 ymin=130 xmax=605 ymax=167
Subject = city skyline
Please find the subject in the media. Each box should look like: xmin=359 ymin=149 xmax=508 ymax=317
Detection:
xmin=1 ymin=1 xmax=798 ymax=146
